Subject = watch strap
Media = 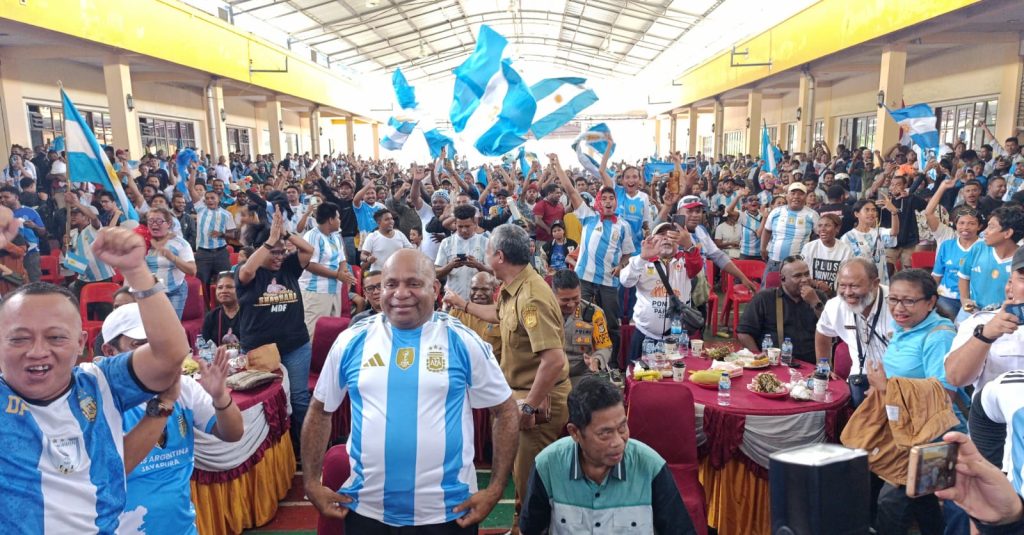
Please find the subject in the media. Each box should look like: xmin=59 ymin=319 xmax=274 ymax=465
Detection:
xmin=974 ymin=324 xmax=998 ymax=344
xmin=130 ymin=276 xmax=166 ymax=300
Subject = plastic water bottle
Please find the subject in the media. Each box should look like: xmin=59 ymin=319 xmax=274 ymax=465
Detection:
xmin=718 ymin=372 xmax=731 ymax=406
xmin=197 ymin=337 xmax=216 ymax=364
xmin=761 ymin=333 xmax=774 ymax=355
xmin=781 ymin=337 xmax=794 ymax=366
xmin=677 ymin=327 xmax=689 ymax=358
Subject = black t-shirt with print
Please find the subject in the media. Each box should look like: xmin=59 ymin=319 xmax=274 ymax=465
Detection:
xmin=235 ymin=253 xmax=309 ymax=354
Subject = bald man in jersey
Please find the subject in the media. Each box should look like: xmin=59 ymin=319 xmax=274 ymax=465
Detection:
xmin=302 ymin=249 xmax=519 ymax=533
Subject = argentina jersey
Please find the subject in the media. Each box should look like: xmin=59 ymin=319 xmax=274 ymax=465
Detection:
xmin=979 ymin=371 xmax=1024 ymax=493
xmin=738 ymin=211 xmax=762 ymax=257
xmin=312 ymin=313 xmax=511 ymax=527
xmin=0 ymin=353 xmax=152 ymax=534
xmin=195 ymin=206 xmax=233 ymax=250
xmin=958 ymin=241 xmax=1013 ymax=309
xmin=145 ymin=237 xmax=195 ymax=289
xmin=299 ymin=228 xmax=346 ymax=295
xmin=574 ymin=204 xmax=636 ymax=287
xmin=73 ymin=226 xmax=115 ymax=282
xmin=766 ymin=206 xmax=818 ymax=262
xmin=615 ymin=186 xmax=649 ymax=250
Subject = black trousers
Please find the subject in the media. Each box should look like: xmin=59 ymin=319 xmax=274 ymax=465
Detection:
xmin=580 ymin=280 xmax=620 ymax=365
xmin=196 ymin=247 xmax=231 ymax=288
xmin=344 ymin=511 xmax=478 ymax=534
xmin=875 ymin=482 xmax=944 ymax=535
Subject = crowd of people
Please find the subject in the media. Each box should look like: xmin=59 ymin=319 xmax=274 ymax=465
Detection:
xmin=3 ymin=126 xmax=1024 ymax=534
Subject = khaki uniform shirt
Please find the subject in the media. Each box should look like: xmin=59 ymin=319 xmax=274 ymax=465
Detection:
xmin=563 ymin=300 xmax=613 ymax=382
xmin=497 ymin=266 xmax=568 ymax=390
xmin=451 ymin=308 xmax=503 ymax=363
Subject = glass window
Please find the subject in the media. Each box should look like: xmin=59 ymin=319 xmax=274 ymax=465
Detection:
xmin=226 ymin=126 xmax=252 ymax=157
xmin=26 ymin=104 xmax=65 ymax=151
xmin=138 ymin=116 xmax=197 ymax=155
xmin=724 ymin=131 xmax=743 ymax=156
xmin=814 ymin=120 xmax=824 ymax=143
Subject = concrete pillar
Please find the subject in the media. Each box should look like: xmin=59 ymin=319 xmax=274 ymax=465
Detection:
xmin=795 ymin=75 xmax=811 ymax=154
xmin=688 ymin=107 xmax=699 ymax=156
xmin=267 ymin=99 xmax=284 ymax=159
xmin=654 ymin=119 xmax=662 ymax=157
xmin=372 ymin=122 xmax=380 ymax=159
xmin=206 ymin=82 xmax=229 ymax=160
xmin=746 ymin=90 xmax=763 ymax=157
xmin=253 ymin=103 xmax=267 ymax=154
xmin=996 ymin=40 xmax=1024 ymax=142
xmin=668 ymin=114 xmax=677 ymax=153
xmin=102 ymin=56 xmax=142 ymax=157
xmin=345 ymin=116 xmax=355 ymax=156
xmin=817 ymin=83 xmax=834 ymax=149
xmin=712 ymin=99 xmax=724 ymax=158
xmin=875 ymin=44 xmax=907 ymax=154
xmin=310 ymin=107 xmax=322 ymax=156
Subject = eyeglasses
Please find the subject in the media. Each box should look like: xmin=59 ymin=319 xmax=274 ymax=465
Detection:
xmin=364 ymin=283 xmax=381 ymax=293
xmin=887 ymin=296 xmax=927 ymax=308
xmin=147 ymin=219 xmax=167 ymax=225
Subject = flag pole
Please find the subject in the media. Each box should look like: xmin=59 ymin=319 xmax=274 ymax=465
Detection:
xmin=59 ymin=81 xmax=72 ymax=254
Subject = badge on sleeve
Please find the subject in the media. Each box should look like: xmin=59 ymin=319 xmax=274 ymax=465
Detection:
xmin=523 ymin=305 xmax=539 ymax=328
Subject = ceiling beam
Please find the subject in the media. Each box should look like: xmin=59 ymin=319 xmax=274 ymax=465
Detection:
xmin=131 ymin=72 xmax=212 ymax=85
xmin=906 ymin=31 xmax=1019 ymax=46
xmin=0 ymin=45 xmax=106 ymax=60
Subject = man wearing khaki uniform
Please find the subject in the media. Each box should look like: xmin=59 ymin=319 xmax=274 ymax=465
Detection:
xmin=444 ymin=224 xmax=570 ymax=511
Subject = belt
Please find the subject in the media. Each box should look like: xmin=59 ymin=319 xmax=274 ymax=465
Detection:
xmin=199 ymin=246 xmax=227 ymax=252
xmin=512 ymin=377 xmax=569 ymax=391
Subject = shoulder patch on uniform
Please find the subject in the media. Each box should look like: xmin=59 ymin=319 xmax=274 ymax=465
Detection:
xmin=523 ymin=305 xmax=539 ymax=328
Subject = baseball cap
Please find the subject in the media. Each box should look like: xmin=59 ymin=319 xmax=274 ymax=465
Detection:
xmin=1013 ymin=247 xmax=1024 ymax=272
xmin=101 ymin=303 xmax=147 ymax=342
xmin=71 ymin=204 xmax=99 ymax=216
xmin=787 ymin=183 xmax=807 ymax=193
xmin=652 ymin=222 xmax=675 ymax=235
xmin=835 ymin=172 xmax=850 ymax=181
xmin=551 ymin=220 xmax=565 ymax=230
xmin=679 ymin=195 xmax=703 ymax=209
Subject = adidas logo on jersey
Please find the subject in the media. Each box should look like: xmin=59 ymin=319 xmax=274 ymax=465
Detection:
xmin=362 ymin=353 xmax=385 ymax=368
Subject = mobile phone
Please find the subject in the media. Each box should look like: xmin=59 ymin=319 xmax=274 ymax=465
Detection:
xmin=1006 ymin=303 xmax=1024 ymax=323
xmin=906 ymin=442 xmax=958 ymax=498
xmin=456 ymin=253 xmax=467 ymax=261
xmin=672 ymin=214 xmax=687 ymax=227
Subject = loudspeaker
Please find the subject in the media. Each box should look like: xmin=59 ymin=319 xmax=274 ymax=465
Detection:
xmin=770 ymin=444 xmax=871 ymax=535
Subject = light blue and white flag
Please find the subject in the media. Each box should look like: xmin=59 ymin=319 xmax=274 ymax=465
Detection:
xmin=642 ymin=162 xmax=675 ymax=183
xmin=61 ymin=88 xmax=139 ymax=221
xmin=51 ymin=136 xmax=65 ymax=152
xmin=62 ymin=250 xmax=89 ymax=276
xmin=886 ymin=104 xmax=939 ymax=154
xmin=572 ymin=123 xmax=615 ymax=177
xmin=175 ymin=148 xmax=198 ymax=202
xmin=450 ymin=25 xmax=536 ymax=157
xmin=423 ymin=128 xmax=457 ymax=159
xmin=517 ymin=146 xmax=538 ymax=175
xmin=392 ymin=68 xmax=418 ymax=111
xmin=760 ymin=120 xmax=782 ymax=174
xmin=475 ymin=166 xmax=488 ymax=186
xmin=380 ymin=116 xmax=418 ymax=151
xmin=529 ymin=77 xmax=598 ymax=139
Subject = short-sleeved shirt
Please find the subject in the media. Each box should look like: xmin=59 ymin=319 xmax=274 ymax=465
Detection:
xmin=201 ymin=306 xmax=239 ymax=345
xmin=765 ymin=206 xmax=818 ymax=262
xmin=312 ymin=313 xmax=512 ymax=526
xmin=815 ymin=288 xmax=892 ymax=376
xmin=841 ymin=227 xmax=896 ymax=285
xmin=737 ymin=288 xmax=827 ymax=364
xmin=497 ymin=266 xmax=568 ymax=390
xmin=13 ymin=206 xmax=43 ymax=251
xmin=562 ymin=301 xmax=613 ymax=382
xmin=121 ymin=377 xmax=216 ymax=535
xmin=737 ymin=211 xmax=762 ymax=257
xmin=0 ymin=353 xmax=153 ymax=533
xmin=69 ymin=225 xmax=116 ymax=283
xmin=979 ymin=371 xmax=1024 ymax=493
xmin=932 ymin=237 xmax=975 ymax=300
xmin=958 ymin=241 xmax=1013 ymax=309
xmin=574 ymin=203 xmax=636 ymax=287
xmin=361 ymin=230 xmax=413 ymax=272
xmin=195 ymin=205 xmax=235 ymax=250
xmin=300 ymin=228 xmax=347 ymax=295
xmin=235 ymin=252 xmax=309 ymax=354
xmin=615 ymin=186 xmax=651 ymax=251
xmin=532 ymin=199 xmax=565 ymax=242
xmin=801 ymin=239 xmax=854 ymax=289
xmin=354 ymin=202 xmax=385 ymax=235
xmin=882 ymin=311 xmax=958 ymax=391
xmin=435 ymin=232 xmax=489 ymax=300
xmin=947 ymin=312 xmax=1024 ymax=389
xmin=145 ymin=236 xmax=195 ymax=289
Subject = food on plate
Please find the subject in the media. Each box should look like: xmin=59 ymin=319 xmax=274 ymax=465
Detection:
xmin=182 ymin=358 xmax=200 ymax=376
xmin=634 ymin=368 xmax=663 ymax=382
xmin=709 ymin=360 xmax=744 ymax=377
xmin=750 ymin=372 xmax=785 ymax=394
xmin=790 ymin=383 xmax=813 ymax=401
xmin=690 ymin=370 xmax=723 ymax=385
xmin=748 ymin=356 xmax=770 ymax=367
xmin=707 ymin=346 xmax=732 ymax=361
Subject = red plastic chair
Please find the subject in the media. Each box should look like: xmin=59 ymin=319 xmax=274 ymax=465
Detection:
xmin=317 ymin=444 xmax=350 ymax=535
xmin=722 ymin=259 xmax=766 ymax=335
xmin=39 ymin=254 xmax=62 ymax=284
xmin=182 ymin=276 xmax=205 ymax=348
xmin=79 ymin=281 xmax=120 ymax=326
xmin=910 ymin=251 xmax=936 ymax=271
xmin=833 ymin=341 xmax=852 ymax=380
xmin=311 ymin=316 xmax=352 ymax=442
xmin=704 ymin=260 xmax=718 ymax=336
xmin=207 ymin=283 xmax=218 ymax=310
xmin=764 ymin=271 xmax=782 ymax=289
xmin=627 ymin=382 xmax=709 ymax=535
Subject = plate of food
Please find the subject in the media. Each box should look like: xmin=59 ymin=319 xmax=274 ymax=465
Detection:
xmin=702 ymin=360 xmax=744 ymax=377
xmin=707 ymin=346 xmax=732 ymax=361
xmin=743 ymin=356 xmax=771 ymax=369
xmin=689 ymin=370 xmax=725 ymax=390
xmin=747 ymin=372 xmax=789 ymax=399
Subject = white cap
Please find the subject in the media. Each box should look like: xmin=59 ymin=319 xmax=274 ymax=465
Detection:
xmin=101 ymin=303 xmax=146 ymax=342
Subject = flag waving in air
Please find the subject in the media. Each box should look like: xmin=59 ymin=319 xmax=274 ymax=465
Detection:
xmin=572 ymin=123 xmax=615 ymax=177
xmin=529 ymin=77 xmax=598 ymax=139
xmin=760 ymin=120 xmax=782 ymax=174
xmin=379 ymin=68 xmax=420 ymax=152
xmin=61 ymin=88 xmax=139 ymax=221
xmin=380 ymin=117 xmax=418 ymax=151
xmin=449 ymin=25 xmax=536 ymax=157
xmin=886 ymin=103 xmax=940 ymax=161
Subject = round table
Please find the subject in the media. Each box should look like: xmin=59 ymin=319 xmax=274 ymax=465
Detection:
xmin=625 ymin=356 xmax=851 ymax=535
xmin=190 ymin=379 xmax=296 ymax=535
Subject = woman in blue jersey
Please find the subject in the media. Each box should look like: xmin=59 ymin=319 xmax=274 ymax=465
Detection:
xmin=840 ymin=197 xmax=899 ymax=285
xmin=958 ymin=206 xmax=1024 ymax=320
xmin=931 ymin=207 xmax=981 ymax=319
xmin=145 ymin=206 xmax=197 ymax=318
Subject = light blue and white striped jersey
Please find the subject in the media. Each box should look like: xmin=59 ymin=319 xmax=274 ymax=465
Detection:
xmin=195 ymin=206 xmax=235 ymax=250
xmin=120 ymin=377 xmax=217 ymax=535
xmin=0 ymin=353 xmax=152 ymax=534
xmin=614 ymin=186 xmax=651 ymax=251
xmin=71 ymin=226 xmax=115 ymax=282
xmin=757 ymin=190 xmax=774 ymax=207
xmin=300 ymin=227 xmax=347 ymax=295
xmin=145 ymin=236 xmax=196 ymax=289
xmin=737 ymin=211 xmax=762 ymax=257
xmin=574 ymin=203 xmax=636 ymax=287
xmin=313 ymin=313 xmax=512 ymax=527
xmin=841 ymin=227 xmax=896 ymax=285
xmin=765 ymin=206 xmax=818 ymax=262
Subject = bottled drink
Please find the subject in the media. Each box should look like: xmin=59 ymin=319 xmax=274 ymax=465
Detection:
xmin=761 ymin=333 xmax=774 ymax=355
xmin=678 ymin=329 xmax=690 ymax=358
xmin=670 ymin=318 xmax=683 ymax=356
xmin=195 ymin=335 xmax=205 ymax=355
xmin=718 ymin=372 xmax=731 ymax=406
xmin=781 ymin=337 xmax=794 ymax=366
xmin=814 ymin=358 xmax=832 ymax=402
xmin=198 ymin=338 xmax=216 ymax=365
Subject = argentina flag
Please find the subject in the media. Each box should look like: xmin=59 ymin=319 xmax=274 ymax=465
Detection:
xmin=380 ymin=116 xmax=418 ymax=151
xmin=392 ymin=68 xmax=418 ymax=110
xmin=61 ymin=88 xmax=139 ymax=221
xmin=423 ymin=128 xmax=457 ymax=159
xmin=760 ymin=120 xmax=782 ymax=174
xmin=529 ymin=77 xmax=598 ymax=139
xmin=450 ymin=25 xmax=536 ymax=157
xmin=886 ymin=104 xmax=939 ymax=156
xmin=572 ymin=123 xmax=615 ymax=177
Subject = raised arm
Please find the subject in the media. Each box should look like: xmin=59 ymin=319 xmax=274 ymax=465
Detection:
xmin=551 ymin=154 xmax=583 ymax=210
xmin=925 ymin=175 xmax=955 ymax=232
xmin=598 ymin=133 xmax=616 ymax=188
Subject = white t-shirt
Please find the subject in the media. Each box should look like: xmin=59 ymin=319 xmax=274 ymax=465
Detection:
xmin=416 ymin=203 xmax=441 ymax=263
xmin=947 ymin=311 xmax=1024 ymax=390
xmin=979 ymin=370 xmax=1024 ymax=486
xmin=801 ymin=239 xmax=854 ymax=289
xmin=713 ymin=221 xmax=741 ymax=259
xmin=841 ymin=227 xmax=896 ymax=285
xmin=815 ymin=287 xmax=893 ymax=376
xmin=362 ymin=230 xmax=413 ymax=272
xmin=435 ymin=232 xmax=489 ymax=300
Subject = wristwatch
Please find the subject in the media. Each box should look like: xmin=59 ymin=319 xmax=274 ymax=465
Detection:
xmin=973 ymin=324 xmax=998 ymax=344
xmin=145 ymin=397 xmax=174 ymax=417
xmin=129 ymin=276 xmax=166 ymax=301
xmin=521 ymin=403 xmax=538 ymax=415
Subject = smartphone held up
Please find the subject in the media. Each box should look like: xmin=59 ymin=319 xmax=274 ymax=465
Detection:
xmin=906 ymin=442 xmax=958 ymax=498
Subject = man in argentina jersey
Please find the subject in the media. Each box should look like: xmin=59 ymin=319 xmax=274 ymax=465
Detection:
xmin=0 ymin=218 xmax=191 ymax=534
xmin=194 ymin=190 xmax=236 ymax=288
xmin=979 ymin=371 xmax=1024 ymax=493
xmin=761 ymin=183 xmax=819 ymax=276
xmin=304 ymin=249 xmax=519 ymax=532
xmin=65 ymin=196 xmax=115 ymax=297
xmin=554 ymin=155 xmax=634 ymax=357
xmin=99 ymin=303 xmax=243 ymax=534
xmin=299 ymin=202 xmax=357 ymax=337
